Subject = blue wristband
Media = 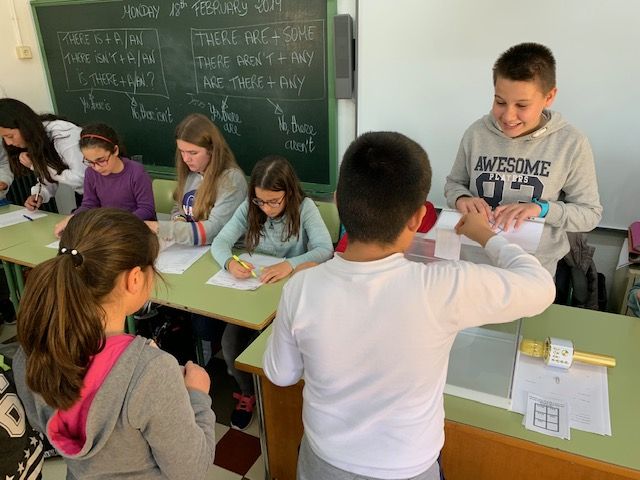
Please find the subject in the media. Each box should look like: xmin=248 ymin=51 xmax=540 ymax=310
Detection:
xmin=532 ymin=198 xmax=549 ymax=218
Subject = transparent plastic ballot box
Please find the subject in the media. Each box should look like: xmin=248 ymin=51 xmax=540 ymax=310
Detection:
xmin=406 ymin=234 xmax=520 ymax=409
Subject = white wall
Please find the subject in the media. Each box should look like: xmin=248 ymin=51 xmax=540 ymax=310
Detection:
xmin=336 ymin=0 xmax=356 ymax=164
xmin=356 ymin=0 xmax=640 ymax=230
xmin=0 ymin=0 xmax=52 ymax=111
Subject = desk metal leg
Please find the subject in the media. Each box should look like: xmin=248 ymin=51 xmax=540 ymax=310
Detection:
xmin=619 ymin=270 xmax=639 ymax=315
xmin=194 ymin=337 xmax=205 ymax=366
xmin=2 ymin=260 xmax=20 ymax=314
xmin=12 ymin=263 xmax=25 ymax=297
xmin=253 ymin=374 xmax=271 ymax=480
xmin=126 ymin=315 xmax=136 ymax=335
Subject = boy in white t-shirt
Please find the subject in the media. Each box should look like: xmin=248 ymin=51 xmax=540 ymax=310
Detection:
xmin=264 ymin=131 xmax=556 ymax=480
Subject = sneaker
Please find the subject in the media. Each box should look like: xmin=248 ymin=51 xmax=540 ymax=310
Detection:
xmin=230 ymin=392 xmax=255 ymax=430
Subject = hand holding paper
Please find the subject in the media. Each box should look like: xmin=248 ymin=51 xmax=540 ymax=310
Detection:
xmin=433 ymin=209 xmax=545 ymax=260
xmin=493 ymin=202 xmax=542 ymax=232
xmin=454 ymin=212 xmax=496 ymax=247
xmin=455 ymin=196 xmax=493 ymax=220
xmin=260 ymin=261 xmax=293 ymax=283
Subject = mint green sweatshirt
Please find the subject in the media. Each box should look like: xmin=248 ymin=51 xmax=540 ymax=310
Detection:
xmin=211 ymin=197 xmax=333 ymax=269
xmin=444 ymin=110 xmax=602 ymax=274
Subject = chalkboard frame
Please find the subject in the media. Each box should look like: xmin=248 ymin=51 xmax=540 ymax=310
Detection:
xmin=31 ymin=0 xmax=339 ymax=195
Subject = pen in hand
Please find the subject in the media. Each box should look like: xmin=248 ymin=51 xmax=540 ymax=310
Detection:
xmin=34 ymin=182 xmax=42 ymax=210
xmin=232 ymin=254 xmax=257 ymax=278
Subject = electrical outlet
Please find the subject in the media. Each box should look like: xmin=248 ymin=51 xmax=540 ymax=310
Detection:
xmin=16 ymin=46 xmax=33 ymax=59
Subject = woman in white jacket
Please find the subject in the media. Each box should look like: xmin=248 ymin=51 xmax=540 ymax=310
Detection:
xmin=0 ymin=98 xmax=86 ymax=210
xmin=0 ymin=145 xmax=11 ymax=199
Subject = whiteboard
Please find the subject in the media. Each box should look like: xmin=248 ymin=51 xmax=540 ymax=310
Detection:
xmin=357 ymin=0 xmax=640 ymax=229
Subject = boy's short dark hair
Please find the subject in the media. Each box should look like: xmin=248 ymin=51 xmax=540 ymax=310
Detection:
xmin=337 ymin=131 xmax=431 ymax=244
xmin=493 ymin=42 xmax=556 ymax=93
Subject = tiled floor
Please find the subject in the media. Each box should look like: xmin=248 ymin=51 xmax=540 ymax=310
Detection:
xmin=1 ymin=323 xmax=265 ymax=480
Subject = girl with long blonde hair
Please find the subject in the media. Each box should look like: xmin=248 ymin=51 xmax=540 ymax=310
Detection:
xmin=146 ymin=113 xmax=247 ymax=245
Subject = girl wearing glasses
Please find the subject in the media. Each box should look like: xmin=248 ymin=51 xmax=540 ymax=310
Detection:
xmin=210 ymin=155 xmax=333 ymax=430
xmin=145 ymin=113 xmax=247 ymax=245
xmin=0 ymin=98 xmax=86 ymax=210
xmin=53 ymin=123 xmax=155 ymax=237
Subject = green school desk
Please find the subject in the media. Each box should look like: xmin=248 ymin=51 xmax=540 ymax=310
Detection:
xmin=235 ymin=305 xmax=640 ymax=480
xmin=0 ymin=205 xmax=37 ymax=250
xmin=0 ymin=206 xmax=64 ymax=311
xmin=0 ymin=210 xmax=283 ymax=330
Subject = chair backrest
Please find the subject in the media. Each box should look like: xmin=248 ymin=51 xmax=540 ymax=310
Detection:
xmin=152 ymin=179 xmax=178 ymax=215
xmin=315 ymin=200 xmax=340 ymax=244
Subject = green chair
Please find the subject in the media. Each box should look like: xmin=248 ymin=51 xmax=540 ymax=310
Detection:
xmin=315 ymin=200 xmax=340 ymax=244
xmin=152 ymin=179 xmax=178 ymax=215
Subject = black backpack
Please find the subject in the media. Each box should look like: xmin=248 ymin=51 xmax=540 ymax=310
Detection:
xmin=554 ymin=233 xmax=607 ymax=311
xmin=133 ymin=304 xmax=197 ymax=365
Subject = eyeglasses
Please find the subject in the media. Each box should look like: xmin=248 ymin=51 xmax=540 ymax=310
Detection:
xmin=251 ymin=194 xmax=286 ymax=208
xmin=83 ymin=153 xmax=111 ymax=167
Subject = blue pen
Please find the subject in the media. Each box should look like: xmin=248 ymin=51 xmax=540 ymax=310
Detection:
xmin=23 ymin=214 xmax=34 ymax=222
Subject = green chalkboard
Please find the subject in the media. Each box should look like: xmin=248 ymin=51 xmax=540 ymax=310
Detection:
xmin=32 ymin=0 xmax=337 ymax=192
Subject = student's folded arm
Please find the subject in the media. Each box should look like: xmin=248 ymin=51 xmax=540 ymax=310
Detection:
xmin=286 ymin=199 xmax=334 ymax=269
xmin=158 ymin=180 xmax=247 ymax=246
xmin=433 ymin=236 xmax=556 ymax=333
xmin=157 ymin=219 xmax=201 ymax=245
xmin=544 ymin=139 xmax=602 ymax=232
xmin=210 ymin=200 xmax=250 ymax=267
xmin=130 ymin=170 xmax=156 ymax=220
xmin=263 ymin=291 xmax=303 ymax=386
xmin=169 ymin=200 xmax=182 ymax=219
xmin=128 ymin=353 xmax=216 ymax=479
xmin=444 ymin=141 xmax=474 ymax=208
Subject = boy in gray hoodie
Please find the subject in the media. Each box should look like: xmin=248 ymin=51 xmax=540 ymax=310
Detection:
xmin=444 ymin=42 xmax=602 ymax=275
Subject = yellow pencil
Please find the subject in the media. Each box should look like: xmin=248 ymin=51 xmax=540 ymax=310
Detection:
xmin=232 ymin=254 xmax=257 ymax=278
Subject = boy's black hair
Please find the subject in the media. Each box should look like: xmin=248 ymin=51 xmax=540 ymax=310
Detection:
xmin=337 ymin=131 xmax=431 ymax=245
xmin=493 ymin=43 xmax=556 ymax=93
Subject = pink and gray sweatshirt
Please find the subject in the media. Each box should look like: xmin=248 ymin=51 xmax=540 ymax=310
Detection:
xmin=14 ymin=335 xmax=216 ymax=479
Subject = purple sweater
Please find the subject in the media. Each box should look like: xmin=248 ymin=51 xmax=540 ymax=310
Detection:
xmin=74 ymin=158 xmax=156 ymax=220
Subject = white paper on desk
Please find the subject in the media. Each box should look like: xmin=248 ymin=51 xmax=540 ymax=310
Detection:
xmin=524 ymin=393 xmax=570 ymax=440
xmin=155 ymin=244 xmax=208 ymax=274
xmin=434 ymin=209 xmax=544 ymax=255
xmin=205 ymin=253 xmax=283 ymax=290
xmin=0 ymin=208 xmax=47 ymax=228
xmin=46 ymin=240 xmax=60 ymax=249
xmin=159 ymin=238 xmax=175 ymax=252
xmin=511 ymin=351 xmax=611 ymax=436
xmin=434 ymin=228 xmax=461 ymax=260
